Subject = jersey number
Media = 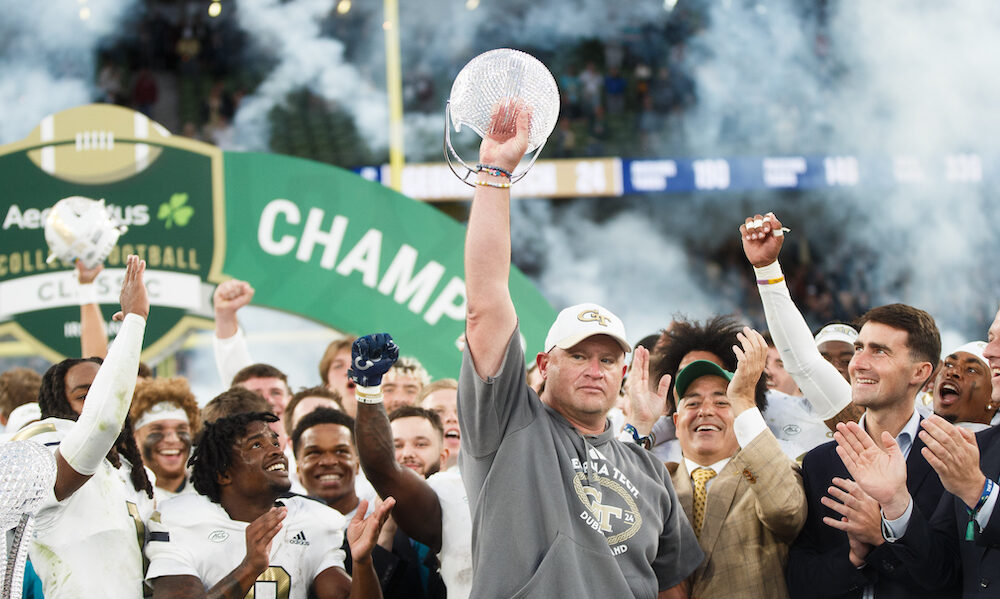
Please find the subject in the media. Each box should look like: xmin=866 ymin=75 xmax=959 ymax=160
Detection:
xmin=245 ymin=566 xmax=291 ymax=599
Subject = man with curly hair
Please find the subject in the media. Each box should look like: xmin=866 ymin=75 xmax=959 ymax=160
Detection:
xmin=130 ymin=377 xmax=202 ymax=500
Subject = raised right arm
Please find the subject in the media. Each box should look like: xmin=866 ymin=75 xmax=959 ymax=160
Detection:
xmin=54 ymin=254 xmax=148 ymax=501
xmin=212 ymin=279 xmax=254 ymax=385
xmin=349 ymin=333 xmax=445 ymax=549
xmin=355 ymin=401 xmax=444 ymax=550
xmin=76 ymin=260 xmax=109 ymax=359
xmin=740 ymin=213 xmax=857 ymax=426
xmin=464 ymin=102 xmax=531 ymax=378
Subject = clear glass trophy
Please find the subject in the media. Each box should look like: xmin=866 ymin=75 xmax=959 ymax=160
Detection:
xmin=1 ymin=441 xmax=57 ymax=599
xmin=444 ymin=48 xmax=560 ymax=185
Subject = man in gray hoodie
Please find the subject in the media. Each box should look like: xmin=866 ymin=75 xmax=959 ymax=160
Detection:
xmin=457 ymin=100 xmax=703 ymax=599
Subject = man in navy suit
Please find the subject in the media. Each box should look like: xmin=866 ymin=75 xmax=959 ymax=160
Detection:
xmin=836 ymin=306 xmax=1000 ymax=597
xmin=786 ymin=303 xmax=948 ymax=599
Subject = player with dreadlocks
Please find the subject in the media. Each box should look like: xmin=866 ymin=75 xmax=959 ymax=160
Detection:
xmin=35 ymin=356 xmax=153 ymax=497
xmin=146 ymin=411 xmax=394 ymax=599
xmin=12 ymin=255 xmax=151 ymax=598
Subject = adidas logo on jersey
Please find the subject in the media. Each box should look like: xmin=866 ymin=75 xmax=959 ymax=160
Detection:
xmin=289 ymin=531 xmax=309 ymax=546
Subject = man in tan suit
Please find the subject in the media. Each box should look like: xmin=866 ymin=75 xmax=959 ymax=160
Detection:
xmin=668 ymin=327 xmax=807 ymax=598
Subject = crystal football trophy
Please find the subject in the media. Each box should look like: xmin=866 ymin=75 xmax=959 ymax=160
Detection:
xmin=444 ymin=48 xmax=560 ymax=185
xmin=44 ymin=196 xmax=127 ymax=269
xmin=0 ymin=441 xmax=56 ymax=599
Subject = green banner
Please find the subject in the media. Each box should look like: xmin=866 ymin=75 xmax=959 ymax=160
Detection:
xmin=222 ymin=152 xmax=554 ymax=377
xmin=0 ymin=104 xmax=554 ymax=378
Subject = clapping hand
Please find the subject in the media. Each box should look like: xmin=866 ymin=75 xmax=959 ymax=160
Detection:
xmin=623 ymin=346 xmax=670 ymax=435
xmin=727 ymin=327 xmax=767 ymax=414
xmin=821 ymin=477 xmax=883 ymax=566
xmin=241 ymin=506 xmax=286 ymax=576
xmin=347 ymin=498 xmax=396 ymax=563
xmin=834 ymin=421 xmax=910 ymax=519
xmin=919 ymin=415 xmax=987 ymax=509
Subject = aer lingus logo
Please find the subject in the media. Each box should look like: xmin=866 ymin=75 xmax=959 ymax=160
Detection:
xmin=0 ymin=103 xmax=226 ymax=364
xmin=158 ymin=193 xmax=194 ymax=228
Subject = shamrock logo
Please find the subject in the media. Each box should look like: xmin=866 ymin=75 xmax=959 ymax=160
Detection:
xmin=158 ymin=193 xmax=194 ymax=229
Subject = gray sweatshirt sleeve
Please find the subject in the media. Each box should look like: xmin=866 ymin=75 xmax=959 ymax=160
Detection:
xmin=457 ymin=325 xmax=540 ymax=460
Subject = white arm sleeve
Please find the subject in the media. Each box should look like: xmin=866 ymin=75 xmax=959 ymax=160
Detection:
xmin=753 ymin=261 xmax=851 ymax=420
xmin=213 ymin=327 xmax=253 ymax=386
xmin=60 ymin=313 xmax=146 ymax=475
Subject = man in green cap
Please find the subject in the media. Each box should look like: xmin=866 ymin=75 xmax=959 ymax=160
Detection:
xmin=668 ymin=326 xmax=807 ymax=599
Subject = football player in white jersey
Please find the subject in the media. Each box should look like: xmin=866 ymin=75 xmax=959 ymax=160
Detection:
xmin=13 ymin=255 xmax=153 ymax=598
xmin=146 ymin=411 xmax=393 ymax=599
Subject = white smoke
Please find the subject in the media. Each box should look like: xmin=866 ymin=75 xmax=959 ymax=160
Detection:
xmin=510 ymin=198 xmax=727 ymax=343
xmin=0 ymin=0 xmax=137 ymax=143
xmin=225 ymin=0 xmax=1000 ymax=340
xmin=672 ymin=0 xmax=1000 ymax=338
xmin=229 ymin=0 xmax=679 ymax=156
xmin=229 ymin=0 xmax=389 ymax=151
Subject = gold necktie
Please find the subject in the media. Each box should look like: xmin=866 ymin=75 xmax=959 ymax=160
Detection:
xmin=691 ymin=467 xmax=717 ymax=537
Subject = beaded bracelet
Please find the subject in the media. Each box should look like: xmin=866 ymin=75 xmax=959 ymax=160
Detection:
xmin=756 ymin=276 xmax=785 ymax=285
xmin=476 ymin=163 xmax=512 ymax=179
xmin=475 ymin=179 xmax=512 ymax=189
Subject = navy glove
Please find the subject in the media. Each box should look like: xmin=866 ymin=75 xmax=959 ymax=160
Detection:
xmin=348 ymin=333 xmax=399 ymax=387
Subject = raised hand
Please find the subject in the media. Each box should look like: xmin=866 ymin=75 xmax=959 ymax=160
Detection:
xmin=834 ymin=421 xmax=910 ymax=518
xmin=821 ymin=477 xmax=884 ymax=549
xmin=919 ymin=415 xmax=988 ymax=508
xmin=349 ymin=333 xmax=400 ymax=387
xmin=113 ymin=254 xmax=149 ymax=321
xmin=213 ymin=279 xmax=255 ymax=316
xmin=478 ymin=99 xmax=533 ymax=174
xmin=241 ymin=506 xmax=285 ymax=575
xmin=739 ymin=212 xmax=785 ymax=268
xmin=347 ymin=497 xmax=396 ymax=563
xmin=75 ymin=259 xmax=103 ymax=285
xmin=623 ymin=345 xmax=670 ymax=435
xmin=727 ymin=326 xmax=768 ymax=413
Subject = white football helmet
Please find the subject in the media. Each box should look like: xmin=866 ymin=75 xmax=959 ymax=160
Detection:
xmin=44 ymin=196 xmax=127 ymax=269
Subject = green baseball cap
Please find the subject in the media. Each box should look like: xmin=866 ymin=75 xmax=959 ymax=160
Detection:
xmin=674 ymin=360 xmax=734 ymax=399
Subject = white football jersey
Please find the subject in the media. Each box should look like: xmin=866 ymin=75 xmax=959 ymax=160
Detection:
xmin=426 ymin=467 xmax=472 ymax=599
xmin=16 ymin=418 xmax=149 ymax=599
xmin=146 ymin=493 xmax=347 ymax=599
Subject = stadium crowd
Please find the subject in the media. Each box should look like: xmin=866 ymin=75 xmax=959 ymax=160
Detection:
xmin=3 ymin=104 xmax=1000 ymax=599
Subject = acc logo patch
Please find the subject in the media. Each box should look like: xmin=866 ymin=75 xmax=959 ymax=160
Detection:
xmin=208 ymin=530 xmax=230 ymax=543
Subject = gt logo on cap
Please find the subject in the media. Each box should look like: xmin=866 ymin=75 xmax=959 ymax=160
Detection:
xmin=578 ymin=310 xmax=611 ymax=327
